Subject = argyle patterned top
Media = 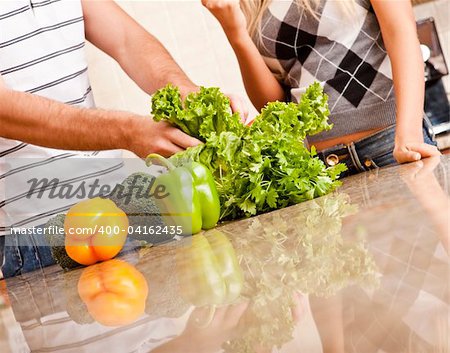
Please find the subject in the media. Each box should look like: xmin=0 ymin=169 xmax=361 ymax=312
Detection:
xmin=256 ymin=0 xmax=397 ymax=142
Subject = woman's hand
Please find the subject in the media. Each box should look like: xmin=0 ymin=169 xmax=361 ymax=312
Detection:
xmin=393 ymin=141 xmax=441 ymax=164
xmin=202 ymin=0 xmax=286 ymax=110
xmin=201 ymin=0 xmax=247 ymax=38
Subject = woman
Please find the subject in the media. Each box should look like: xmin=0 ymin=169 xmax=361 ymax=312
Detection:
xmin=202 ymin=0 xmax=441 ymax=176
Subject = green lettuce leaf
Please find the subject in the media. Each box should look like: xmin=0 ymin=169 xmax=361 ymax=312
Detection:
xmin=151 ymin=82 xmax=347 ymax=220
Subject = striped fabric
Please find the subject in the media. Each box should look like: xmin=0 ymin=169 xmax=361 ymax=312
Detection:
xmin=0 ymin=0 xmax=93 ymax=109
xmin=0 ymin=0 xmax=124 ymax=240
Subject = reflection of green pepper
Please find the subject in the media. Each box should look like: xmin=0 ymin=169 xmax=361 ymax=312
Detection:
xmin=146 ymin=154 xmax=220 ymax=235
xmin=179 ymin=234 xmax=226 ymax=307
xmin=207 ymin=230 xmax=243 ymax=303
xmin=178 ymin=231 xmax=243 ymax=307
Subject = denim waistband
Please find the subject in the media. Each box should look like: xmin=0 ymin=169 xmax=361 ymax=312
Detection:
xmin=317 ymin=123 xmax=436 ymax=177
xmin=0 ymin=236 xmax=4 ymax=279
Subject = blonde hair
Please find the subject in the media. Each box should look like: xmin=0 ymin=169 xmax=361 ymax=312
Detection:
xmin=240 ymin=0 xmax=356 ymax=38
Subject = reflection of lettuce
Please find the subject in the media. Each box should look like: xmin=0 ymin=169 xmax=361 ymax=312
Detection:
xmin=44 ymin=214 xmax=80 ymax=271
xmin=136 ymin=245 xmax=190 ymax=319
xmin=63 ymin=270 xmax=94 ymax=324
xmin=224 ymin=193 xmax=379 ymax=353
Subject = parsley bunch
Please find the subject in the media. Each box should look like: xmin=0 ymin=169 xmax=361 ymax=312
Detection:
xmin=151 ymin=83 xmax=347 ymax=220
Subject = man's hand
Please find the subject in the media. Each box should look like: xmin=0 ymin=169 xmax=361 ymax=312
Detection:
xmin=393 ymin=141 xmax=441 ymax=164
xmin=127 ymin=119 xmax=201 ymax=158
xmin=0 ymin=88 xmax=200 ymax=158
xmin=133 ymin=91 xmax=248 ymax=157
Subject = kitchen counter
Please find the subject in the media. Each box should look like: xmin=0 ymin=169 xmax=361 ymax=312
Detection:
xmin=1 ymin=156 xmax=449 ymax=353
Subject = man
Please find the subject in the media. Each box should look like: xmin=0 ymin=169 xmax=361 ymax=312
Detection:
xmin=0 ymin=0 xmax=247 ymax=277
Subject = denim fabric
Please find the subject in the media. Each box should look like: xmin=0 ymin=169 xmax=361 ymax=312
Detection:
xmin=1 ymin=225 xmax=56 ymax=278
xmin=1 ymin=227 xmax=140 ymax=278
xmin=318 ymin=124 xmax=437 ymax=178
xmin=425 ymin=79 xmax=450 ymax=126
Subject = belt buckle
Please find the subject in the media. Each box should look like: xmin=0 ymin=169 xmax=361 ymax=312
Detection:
xmin=325 ymin=153 xmax=340 ymax=166
xmin=322 ymin=144 xmax=347 ymax=167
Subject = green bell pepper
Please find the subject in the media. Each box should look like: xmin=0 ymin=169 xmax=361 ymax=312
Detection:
xmin=146 ymin=153 xmax=220 ymax=235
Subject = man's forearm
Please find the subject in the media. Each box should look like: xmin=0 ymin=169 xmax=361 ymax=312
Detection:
xmin=0 ymin=89 xmax=133 ymax=152
xmin=117 ymin=31 xmax=196 ymax=97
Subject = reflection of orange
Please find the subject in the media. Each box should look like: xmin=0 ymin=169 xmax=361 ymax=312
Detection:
xmin=0 ymin=280 xmax=10 ymax=306
xmin=78 ymin=259 xmax=148 ymax=326
xmin=65 ymin=197 xmax=128 ymax=265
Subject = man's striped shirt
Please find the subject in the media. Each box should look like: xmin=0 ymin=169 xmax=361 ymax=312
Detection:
xmin=0 ymin=0 xmax=124 ymax=243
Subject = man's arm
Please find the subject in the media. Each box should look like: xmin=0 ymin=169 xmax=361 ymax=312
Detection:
xmin=82 ymin=0 xmax=249 ymax=117
xmin=0 ymin=0 xmax=203 ymax=158
xmin=81 ymin=0 xmax=196 ymax=97
xmin=0 ymin=83 xmax=200 ymax=158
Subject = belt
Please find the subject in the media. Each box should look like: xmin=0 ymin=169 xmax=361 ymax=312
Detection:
xmin=0 ymin=236 xmax=4 ymax=279
xmin=316 ymin=125 xmax=397 ymax=177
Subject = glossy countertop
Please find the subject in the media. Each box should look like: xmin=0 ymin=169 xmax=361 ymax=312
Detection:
xmin=1 ymin=156 xmax=449 ymax=353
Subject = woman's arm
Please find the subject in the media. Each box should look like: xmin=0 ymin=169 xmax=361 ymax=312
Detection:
xmin=371 ymin=0 xmax=440 ymax=163
xmin=202 ymin=0 xmax=285 ymax=110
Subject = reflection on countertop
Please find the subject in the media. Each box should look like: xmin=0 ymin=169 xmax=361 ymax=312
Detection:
xmin=1 ymin=156 xmax=449 ymax=353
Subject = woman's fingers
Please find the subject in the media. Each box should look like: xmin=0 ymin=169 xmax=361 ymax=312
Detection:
xmin=405 ymin=142 xmax=441 ymax=158
xmin=227 ymin=93 xmax=249 ymax=121
xmin=394 ymin=148 xmax=421 ymax=163
xmin=394 ymin=142 xmax=441 ymax=164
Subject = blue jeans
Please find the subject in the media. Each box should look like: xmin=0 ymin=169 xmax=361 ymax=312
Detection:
xmin=1 ymin=225 xmax=56 ymax=278
xmin=317 ymin=124 xmax=437 ymax=178
xmin=1 ymin=226 xmax=139 ymax=279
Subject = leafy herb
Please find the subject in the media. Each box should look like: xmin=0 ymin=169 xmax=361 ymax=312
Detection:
xmin=152 ymin=83 xmax=347 ymax=220
xmin=152 ymin=85 xmax=244 ymax=140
